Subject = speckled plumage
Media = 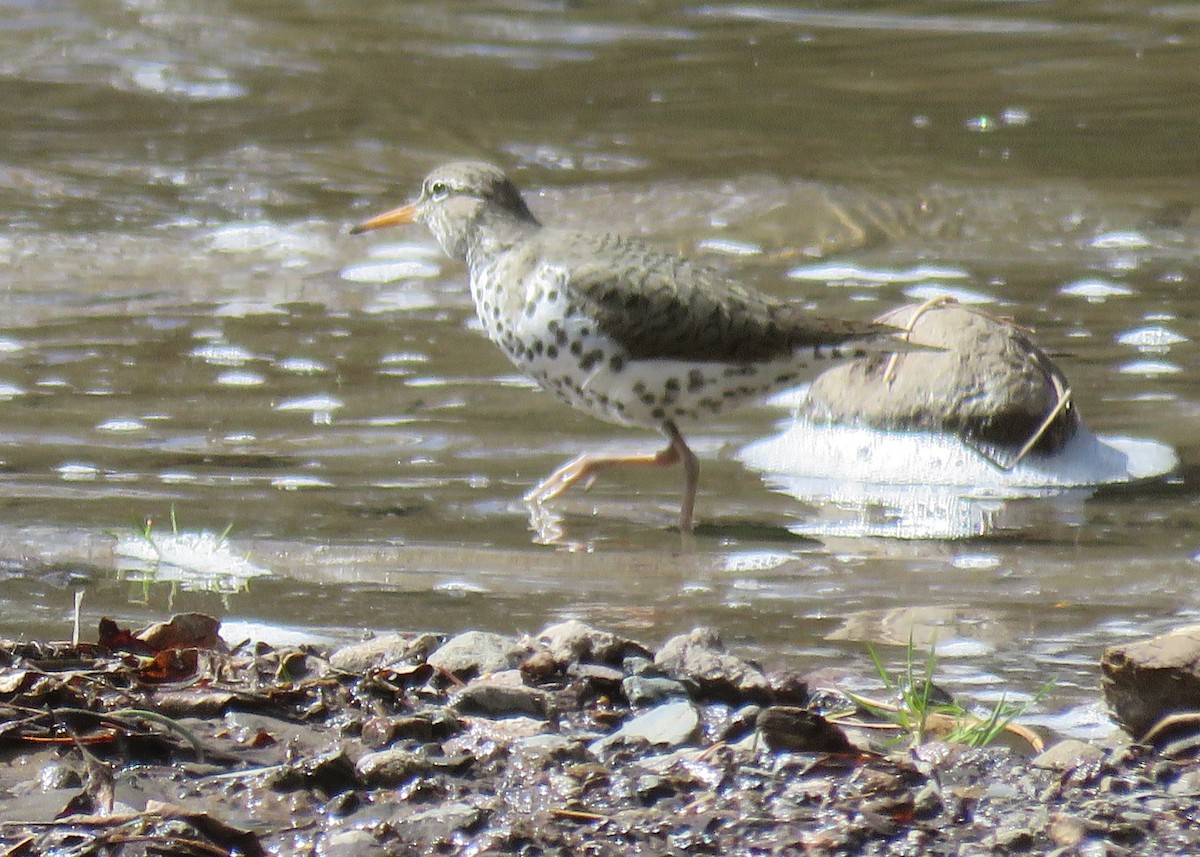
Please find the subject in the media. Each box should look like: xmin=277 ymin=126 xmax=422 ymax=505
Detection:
xmin=352 ymin=161 xmax=906 ymax=533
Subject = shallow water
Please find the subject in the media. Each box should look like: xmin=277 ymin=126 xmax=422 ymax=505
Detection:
xmin=3 ymin=0 xmax=1200 ymax=738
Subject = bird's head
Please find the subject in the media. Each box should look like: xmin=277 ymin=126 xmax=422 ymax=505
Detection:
xmin=351 ymin=161 xmax=537 ymax=261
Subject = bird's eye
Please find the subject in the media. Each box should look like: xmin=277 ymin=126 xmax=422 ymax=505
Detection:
xmin=428 ymin=181 xmax=450 ymax=200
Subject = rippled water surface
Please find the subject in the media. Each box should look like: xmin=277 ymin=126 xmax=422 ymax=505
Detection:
xmin=4 ymin=0 xmax=1200 ymax=737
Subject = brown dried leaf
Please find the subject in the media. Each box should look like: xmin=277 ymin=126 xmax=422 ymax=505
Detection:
xmin=97 ymin=618 xmax=154 ymax=656
xmin=136 ymin=613 xmax=226 ymax=653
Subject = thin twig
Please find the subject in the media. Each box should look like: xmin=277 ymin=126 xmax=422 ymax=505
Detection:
xmin=881 ymin=295 xmax=957 ymax=385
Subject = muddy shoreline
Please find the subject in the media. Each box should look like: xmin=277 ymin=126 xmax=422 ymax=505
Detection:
xmin=1 ymin=615 xmax=1197 ymax=856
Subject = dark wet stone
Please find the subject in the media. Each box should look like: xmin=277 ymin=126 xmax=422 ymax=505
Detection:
xmin=804 ymin=302 xmax=1079 ymax=456
xmin=622 ymin=674 xmax=689 ymax=706
xmin=765 ymin=669 xmax=810 ymax=707
xmin=1101 ymin=624 xmax=1200 ymax=738
xmin=717 ymin=704 xmax=762 ymax=744
xmin=426 ymin=631 xmax=530 ymax=679
xmin=635 ymin=774 xmax=676 ymax=804
xmin=273 ymin=746 xmax=358 ymax=795
xmin=654 ymin=627 xmax=771 ymax=703
xmin=323 ymin=790 xmax=361 ymax=818
xmin=755 ymin=706 xmax=853 ymax=754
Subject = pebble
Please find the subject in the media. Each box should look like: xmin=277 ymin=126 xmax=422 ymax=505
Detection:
xmin=1032 ymin=739 xmax=1107 ymax=771
xmin=355 ymin=748 xmax=432 ymax=787
xmin=622 ymin=674 xmax=689 ymax=706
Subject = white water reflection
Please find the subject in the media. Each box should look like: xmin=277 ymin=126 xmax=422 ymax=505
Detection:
xmin=740 ymin=421 xmax=1178 ymax=539
xmin=115 ymin=529 xmax=271 ymax=595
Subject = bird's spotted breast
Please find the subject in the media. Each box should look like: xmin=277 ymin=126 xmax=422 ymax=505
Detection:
xmin=467 ymin=255 xmax=831 ymax=430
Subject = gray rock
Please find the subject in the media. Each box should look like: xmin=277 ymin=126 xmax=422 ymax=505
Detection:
xmin=568 ymin=661 xmax=625 ymax=684
xmin=355 ymin=747 xmax=432 ymax=787
xmin=452 ymin=672 xmax=551 ymax=719
xmin=330 ymin=632 xmax=438 ymax=673
xmin=654 ymin=627 xmax=771 ymax=702
xmin=1032 ymin=739 xmax=1106 ymax=771
xmin=538 ymin=619 xmax=629 ymax=664
xmin=623 ymin=674 xmax=689 ymax=706
xmin=514 ymin=733 xmax=581 ymax=758
xmin=590 ymin=700 xmax=700 ymax=754
xmin=427 ymin=631 xmax=529 ymax=679
xmin=1101 ymin=624 xmax=1200 ymax=738
xmin=624 ymin=655 xmax=656 ymax=675
xmin=391 ymin=802 xmax=484 ymax=844
xmin=804 ymin=301 xmax=1078 ymax=456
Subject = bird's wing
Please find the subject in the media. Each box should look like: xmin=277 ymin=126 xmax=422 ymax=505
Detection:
xmin=548 ymin=231 xmax=887 ymax=363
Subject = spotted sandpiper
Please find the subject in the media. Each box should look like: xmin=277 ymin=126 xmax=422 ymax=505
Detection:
xmin=352 ymin=161 xmax=910 ymax=533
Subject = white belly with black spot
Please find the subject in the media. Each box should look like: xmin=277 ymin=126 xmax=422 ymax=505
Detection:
xmin=469 ymin=263 xmax=809 ymax=428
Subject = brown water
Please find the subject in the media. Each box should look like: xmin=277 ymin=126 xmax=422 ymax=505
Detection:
xmin=3 ymin=0 xmax=1200 ymax=736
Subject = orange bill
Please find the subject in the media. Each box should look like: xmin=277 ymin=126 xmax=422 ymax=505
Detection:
xmin=350 ymin=201 xmax=417 ymax=234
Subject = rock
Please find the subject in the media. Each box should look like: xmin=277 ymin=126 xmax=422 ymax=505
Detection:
xmin=804 ymin=301 xmax=1078 ymax=456
xmin=538 ymin=619 xmax=632 ymax=665
xmin=622 ymin=674 xmax=689 ymax=706
xmin=1032 ymin=739 xmax=1106 ymax=771
xmin=355 ymin=747 xmax=432 ymax=787
xmin=391 ymin=802 xmax=484 ymax=845
xmin=635 ymin=774 xmax=676 ymax=803
xmin=624 ymin=655 xmax=656 ymax=675
xmin=330 ymin=632 xmax=437 ymax=673
xmin=1047 ymin=813 xmax=1087 ymax=849
xmin=654 ymin=628 xmax=771 ymax=703
xmin=755 ymin=706 xmax=853 ymax=754
xmin=451 ymin=671 xmax=551 ymax=719
xmin=992 ymin=825 xmax=1035 ymax=851
xmin=513 ymin=733 xmax=580 ymax=759
xmin=590 ymin=700 xmax=700 ymax=754
xmin=765 ymin=670 xmax=810 ymax=707
xmin=519 ymin=649 xmax=560 ymax=684
xmin=1101 ymin=624 xmax=1200 ymax=738
xmin=361 ymin=712 xmax=462 ymax=748
xmin=568 ymin=661 xmax=625 ymax=684
xmin=319 ymin=829 xmax=390 ymax=857
xmin=427 ymin=631 xmax=529 ymax=679
xmin=274 ymin=746 xmax=358 ymax=794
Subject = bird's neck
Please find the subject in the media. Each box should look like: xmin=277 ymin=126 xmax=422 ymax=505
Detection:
xmin=465 ymin=208 xmax=541 ymax=272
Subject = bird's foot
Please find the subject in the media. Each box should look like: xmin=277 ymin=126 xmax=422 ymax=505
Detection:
xmin=523 ymin=454 xmax=599 ymax=505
